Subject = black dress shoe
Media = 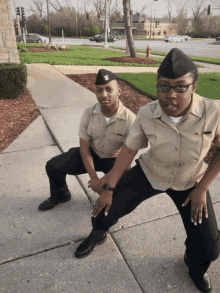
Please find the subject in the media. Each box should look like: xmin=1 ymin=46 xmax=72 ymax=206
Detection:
xmin=38 ymin=190 xmax=71 ymax=211
xmin=75 ymin=230 xmax=107 ymax=259
xmin=184 ymin=253 xmax=212 ymax=292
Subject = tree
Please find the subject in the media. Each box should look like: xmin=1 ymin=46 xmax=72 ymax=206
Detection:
xmin=172 ymin=4 xmax=188 ymax=34
xmin=166 ymin=0 xmax=172 ymax=20
xmin=190 ymin=0 xmax=206 ymax=30
xmin=123 ymin=0 xmax=137 ymax=58
xmin=92 ymin=25 xmax=101 ymax=34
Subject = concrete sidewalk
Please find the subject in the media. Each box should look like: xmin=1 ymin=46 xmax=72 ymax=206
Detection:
xmin=0 ymin=63 xmax=220 ymax=293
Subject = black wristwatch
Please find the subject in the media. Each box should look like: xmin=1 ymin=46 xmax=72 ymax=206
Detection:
xmin=103 ymin=183 xmax=115 ymax=192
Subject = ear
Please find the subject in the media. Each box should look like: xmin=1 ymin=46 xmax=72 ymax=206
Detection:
xmin=192 ymin=81 xmax=198 ymax=94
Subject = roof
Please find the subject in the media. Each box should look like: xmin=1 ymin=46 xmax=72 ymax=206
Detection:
xmin=114 ymin=13 xmax=145 ymax=24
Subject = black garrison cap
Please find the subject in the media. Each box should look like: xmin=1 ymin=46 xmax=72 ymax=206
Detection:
xmin=95 ymin=69 xmax=119 ymax=85
xmin=157 ymin=48 xmax=197 ymax=79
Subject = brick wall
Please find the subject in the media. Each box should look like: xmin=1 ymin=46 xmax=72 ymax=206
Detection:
xmin=0 ymin=0 xmax=20 ymax=64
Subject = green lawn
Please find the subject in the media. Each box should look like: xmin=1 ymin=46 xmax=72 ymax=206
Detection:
xmin=17 ymin=43 xmax=202 ymax=67
xmin=18 ymin=43 xmax=161 ymax=67
xmin=110 ymin=46 xmax=220 ymax=65
xmin=116 ymin=72 xmax=220 ymax=100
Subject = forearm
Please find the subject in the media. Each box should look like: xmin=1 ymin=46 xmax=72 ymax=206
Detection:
xmin=198 ymin=149 xmax=220 ymax=190
xmin=106 ymin=146 xmax=137 ymax=188
xmin=80 ymin=148 xmax=98 ymax=180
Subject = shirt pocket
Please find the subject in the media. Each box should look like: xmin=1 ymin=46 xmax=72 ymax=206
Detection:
xmin=108 ymin=132 xmax=125 ymax=142
xmin=87 ymin=128 xmax=100 ymax=138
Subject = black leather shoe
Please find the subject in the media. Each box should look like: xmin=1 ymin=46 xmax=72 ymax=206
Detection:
xmin=75 ymin=230 xmax=107 ymax=258
xmin=38 ymin=190 xmax=71 ymax=211
xmin=184 ymin=253 xmax=212 ymax=292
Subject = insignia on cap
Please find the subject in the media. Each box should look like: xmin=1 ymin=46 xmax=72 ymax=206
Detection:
xmin=95 ymin=69 xmax=119 ymax=86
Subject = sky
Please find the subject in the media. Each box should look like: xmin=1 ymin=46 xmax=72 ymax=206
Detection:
xmin=10 ymin=0 xmax=220 ymax=20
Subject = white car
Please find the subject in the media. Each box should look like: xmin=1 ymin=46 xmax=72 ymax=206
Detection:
xmin=181 ymin=35 xmax=191 ymax=41
xmin=164 ymin=35 xmax=185 ymax=43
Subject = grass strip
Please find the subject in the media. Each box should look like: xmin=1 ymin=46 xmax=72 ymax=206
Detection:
xmin=116 ymin=72 xmax=220 ymax=100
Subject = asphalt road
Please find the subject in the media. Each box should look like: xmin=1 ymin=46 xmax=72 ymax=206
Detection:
xmin=48 ymin=37 xmax=220 ymax=58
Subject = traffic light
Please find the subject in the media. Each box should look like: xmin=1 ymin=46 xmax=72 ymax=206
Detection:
xmin=20 ymin=20 xmax=23 ymax=28
xmin=16 ymin=7 xmax=20 ymax=16
xmin=207 ymin=4 xmax=211 ymax=15
xmin=98 ymin=13 xmax=100 ymax=19
xmin=21 ymin=7 xmax=26 ymax=25
xmin=21 ymin=7 xmax=25 ymax=18
xmin=15 ymin=24 xmax=18 ymax=29
xmin=87 ymin=12 xmax=89 ymax=20
xmin=155 ymin=21 xmax=159 ymax=28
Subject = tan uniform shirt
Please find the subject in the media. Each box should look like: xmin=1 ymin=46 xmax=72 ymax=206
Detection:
xmin=126 ymin=94 xmax=220 ymax=191
xmin=78 ymin=100 xmax=136 ymax=158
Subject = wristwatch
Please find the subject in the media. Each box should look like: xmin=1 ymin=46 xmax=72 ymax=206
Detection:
xmin=103 ymin=183 xmax=115 ymax=192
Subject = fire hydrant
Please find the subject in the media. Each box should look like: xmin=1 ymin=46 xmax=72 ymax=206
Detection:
xmin=146 ymin=45 xmax=152 ymax=58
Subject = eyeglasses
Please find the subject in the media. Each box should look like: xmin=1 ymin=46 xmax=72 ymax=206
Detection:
xmin=156 ymin=82 xmax=195 ymax=93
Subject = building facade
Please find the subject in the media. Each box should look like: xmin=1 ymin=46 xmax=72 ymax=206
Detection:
xmin=0 ymin=0 xmax=20 ymax=63
xmin=110 ymin=13 xmax=177 ymax=39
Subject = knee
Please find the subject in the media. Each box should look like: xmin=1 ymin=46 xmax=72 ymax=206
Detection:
xmin=45 ymin=158 xmax=57 ymax=174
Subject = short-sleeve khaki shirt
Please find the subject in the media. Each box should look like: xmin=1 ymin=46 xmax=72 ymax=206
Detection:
xmin=78 ymin=100 xmax=136 ymax=158
xmin=126 ymin=93 xmax=220 ymax=191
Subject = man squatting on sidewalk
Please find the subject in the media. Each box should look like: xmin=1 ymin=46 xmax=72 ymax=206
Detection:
xmin=75 ymin=48 xmax=220 ymax=293
xmin=38 ymin=68 xmax=136 ymax=210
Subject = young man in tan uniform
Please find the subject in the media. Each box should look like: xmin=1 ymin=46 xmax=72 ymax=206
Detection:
xmin=38 ymin=69 xmax=136 ymax=211
xmin=75 ymin=49 xmax=220 ymax=292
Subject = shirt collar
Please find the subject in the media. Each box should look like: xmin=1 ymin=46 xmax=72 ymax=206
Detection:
xmin=92 ymin=100 xmax=126 ymax=120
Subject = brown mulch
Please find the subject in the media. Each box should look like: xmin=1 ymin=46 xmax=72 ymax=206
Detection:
xmin=0 ymin=89 xmax=41 ymax=153
xmin=19 ymin=46 xmax=70 ymax=53
xmin=106 ymin=56 xmax=158 ymax=64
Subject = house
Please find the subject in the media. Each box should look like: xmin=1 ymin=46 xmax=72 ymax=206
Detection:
xmin=110 ymin=13 xmax=177 ymax=39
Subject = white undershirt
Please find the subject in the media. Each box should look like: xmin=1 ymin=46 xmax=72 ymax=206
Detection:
xmin=104 ymin=116 xmax=111 ymax=122
xmin=169 ymin=115 xmax=183 ymax=126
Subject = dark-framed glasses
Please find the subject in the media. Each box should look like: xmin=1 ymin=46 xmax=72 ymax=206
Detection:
xmin=156 ymin=82 xmax=195 ymax=93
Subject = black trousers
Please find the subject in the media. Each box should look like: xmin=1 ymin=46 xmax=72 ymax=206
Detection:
xmin=92 ymin=160 xmax=220 ymax=280
xmin=45 ymin=147 xmax=121 ymax=195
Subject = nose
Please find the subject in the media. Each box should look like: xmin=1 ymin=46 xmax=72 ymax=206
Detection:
xmin=166 ymin=87 xmax=177 ymax=99
xmin=102 ymin=89 xmax=108 ymax=97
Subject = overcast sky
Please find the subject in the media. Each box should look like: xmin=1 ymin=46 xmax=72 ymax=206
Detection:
xmin=10 ymin=0 xmax=220 ymax=19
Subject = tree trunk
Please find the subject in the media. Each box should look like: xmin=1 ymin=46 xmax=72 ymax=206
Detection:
xmin=122 ymin=0 xmax=137 ymax=57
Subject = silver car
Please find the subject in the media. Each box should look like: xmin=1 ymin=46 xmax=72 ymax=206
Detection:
xmin=164 ymin=35 xmax=185 ymax=43
xmin=16 ymin=33 xmax=48 ymax=43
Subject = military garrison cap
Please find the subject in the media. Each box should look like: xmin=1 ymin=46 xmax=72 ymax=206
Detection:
xmin=95 ymin=69 xmax=119 ymax=85
xmin=157 ymin=48 xmax=197 ymax=79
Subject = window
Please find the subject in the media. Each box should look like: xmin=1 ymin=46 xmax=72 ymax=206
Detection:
xmin=120 ymin=30 xmax=125 ymax=34
xmin=163 ymin=30 xmax=166 ymax=36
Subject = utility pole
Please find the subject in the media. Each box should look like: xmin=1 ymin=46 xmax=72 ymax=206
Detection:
xmin=46 ymin=0 xmax=52 ymax=44
xmin=104 ymin=0 xmax=109 ymax=48
xmin=150 ymin=0 xmax=158 ymax=39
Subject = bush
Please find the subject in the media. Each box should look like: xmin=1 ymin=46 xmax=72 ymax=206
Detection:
xmin=0 ymin=63 xmax=27 ymax=99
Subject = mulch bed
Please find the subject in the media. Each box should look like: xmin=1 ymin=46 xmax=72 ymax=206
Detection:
xmin=106 ymin=56 xmax=158 ymax=64
xmin=19 ymin=46 xmax=70 ymax=53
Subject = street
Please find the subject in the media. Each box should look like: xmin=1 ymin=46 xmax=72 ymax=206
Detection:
xmin=48 ymin=37 xmax=220 ymax=58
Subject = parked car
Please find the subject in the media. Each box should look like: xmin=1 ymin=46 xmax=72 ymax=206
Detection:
xmin=164 ymin=35 xmax=185 ymax=43
xmin=216 ymin=37 xmax=220 ymax=41
xmin=112 ymin=35 xmax=121 ymax=40
xmin=94 ymin=35 xmax=116 ymax=42
xmin=16 ymin=33 xmax=48 ymax=43
xmin=180 ymin=35 xmax=191 ymax=41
